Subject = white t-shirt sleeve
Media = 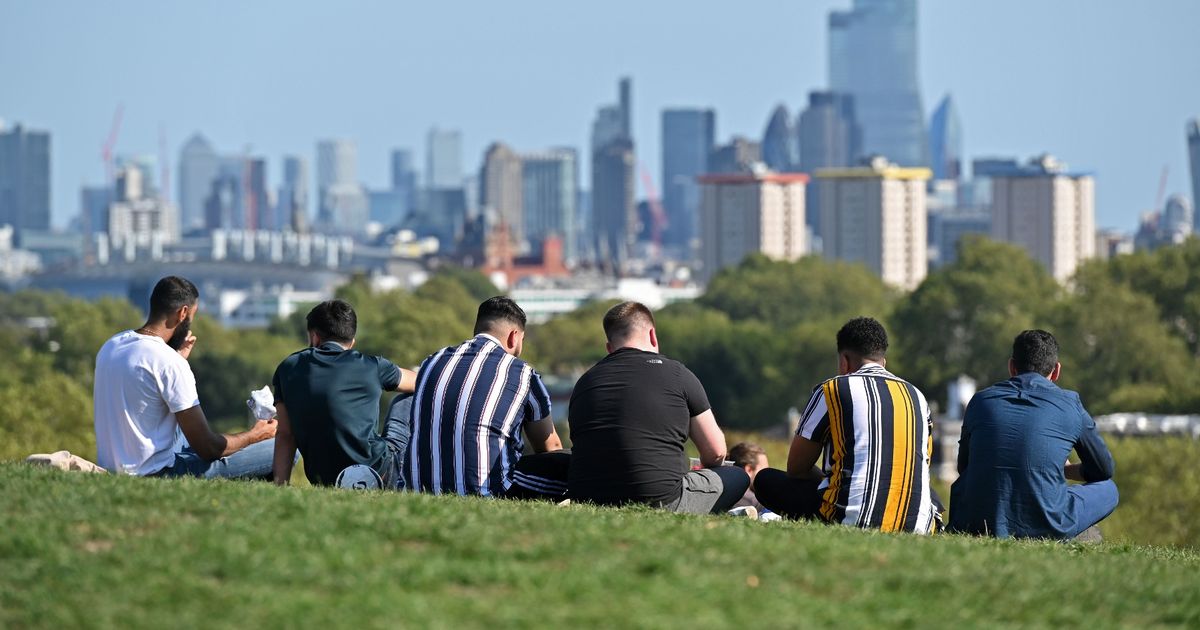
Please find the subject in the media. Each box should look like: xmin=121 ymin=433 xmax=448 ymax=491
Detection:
xmin=160 ymin=356 xmax=200 ymax=414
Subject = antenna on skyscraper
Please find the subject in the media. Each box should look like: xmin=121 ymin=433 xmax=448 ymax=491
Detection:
xmin=1155 ymin=165 xmax=1169 ymax=211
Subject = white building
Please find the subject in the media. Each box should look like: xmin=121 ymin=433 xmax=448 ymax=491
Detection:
xmin=107 ymin=166 xmax=180 ymax=261
xmin=816 ymin=157 xmax=930 ymax=290
xmin=511 ymin=277 xmax=701 ymax=324
xmin=697 ymin=171 xmax=808 ymax=281
xmin=990 ymin=154 xmax=1096 ymax=282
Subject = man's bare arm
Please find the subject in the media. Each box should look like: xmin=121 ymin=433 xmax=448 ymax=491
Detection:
xmin=688 ymin=409 xmax=727 ymax=467
xmin=272 ymin=402 xmax=297 ymax=485
xmin=396 ymin=368 xmax=418 ymax=394
xmin=176 ymin=405 xmax=276 ymax=461
xmin=524 ymin=417 xmax=562 ymax=453
xmin=786 ymin=434 xmax=824 ymax=480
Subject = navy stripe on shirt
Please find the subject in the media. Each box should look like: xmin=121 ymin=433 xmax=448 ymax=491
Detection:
xmin=406 ymin=334 xmax=552 ymax=496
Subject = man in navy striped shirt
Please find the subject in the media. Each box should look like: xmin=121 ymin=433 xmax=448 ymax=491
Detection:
xmin=406 ymin=296 xmax=567 ymax=498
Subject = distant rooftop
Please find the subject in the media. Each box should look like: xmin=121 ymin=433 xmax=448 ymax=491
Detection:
xmin=815 ymin=155 xmax=931 ymax=181
xmin=696 ymin=172 xmax=809 ymax=185
xmin=982 ymin=154 xmax=1094 ymax=179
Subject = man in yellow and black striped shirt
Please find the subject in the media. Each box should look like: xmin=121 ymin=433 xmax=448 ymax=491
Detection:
xmin=755 ymin=317 xmax=938 ymax=534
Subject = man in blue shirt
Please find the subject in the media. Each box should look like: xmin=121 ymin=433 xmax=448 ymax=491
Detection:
xmin=949 ymin=330 xmax=1118 ymax=539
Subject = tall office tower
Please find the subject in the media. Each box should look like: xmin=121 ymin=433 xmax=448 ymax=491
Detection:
xmin=177 ymin=134 xmax=219 ymax=233
xmin=707 ymin=137 xmax=762 ymax=174
xmin=522 ymin=148 xmax=578 ymax=262
xmin=591 ymin=77 xmax=636 ymax=269
xmin=244 ymin=158 xmax=269 ymax=230
xmin=479 ymin=142 xmax=525 ymax=246
xmin=390 ymin=148 xmax=418 ymax=213
xmin=661 ymin=108 xmax=716 ymax=251
xmin=761 ymin=105 xmax=797 ymax=172
xmin=80 ymin=185 xmax=113 ymax=237
xmin=797 ymin=91 xmax=862 ymax=234
xmin=990 ymin=154 xmax=1096 ymax=282
xmin=278 ymin=156 xmax=309 ymax=232
xmin=0 ymin=124 xmax=51 ymax=243
xmin=427 ymin=128 xmax=463 ymax=189
xmin=929 ymin=95 xmax=962 ymax=182
xmin=205 ymin=158 xmax=244 ymax=231
xmin=1162 ymin=194 xmax=1193 ymax=244
xmin=316 ymin=140 xmax=368 ymax=235
xmin=817 ymin=156 xmax=930 ymax=289
xmin=1189 ymin=119 xmax=1200 ymax=231
xmin=107 ymin=165 xmax=180 ymax=250
xmin=698 ymin=172 xmax=808 ymax=281
xmin=828 ymin=0 xmax=929 ymax=167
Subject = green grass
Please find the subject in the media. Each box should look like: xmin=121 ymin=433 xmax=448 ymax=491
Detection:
xmin=2 ymin=465 xmax=1198 ymax=628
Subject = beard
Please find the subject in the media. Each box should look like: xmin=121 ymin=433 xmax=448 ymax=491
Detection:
xmin=167 ymin=316 xmax=193 ymax=350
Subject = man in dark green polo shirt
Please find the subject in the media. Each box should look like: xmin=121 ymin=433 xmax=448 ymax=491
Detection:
xmin=271 ymin=299 xmax=417 ymax=487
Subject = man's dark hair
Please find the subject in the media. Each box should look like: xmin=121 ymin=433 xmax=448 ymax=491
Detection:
xmin=148 ymin=276 xmax=199 ymax=320
xmin=602 ymin=301 xmax=656 ymax=343
xmin=729 ymin=442 xmax=766 ymax=470
xmin=474 ymin=296 xmax=527 ymax=334
xmin=306 ymin=299 xmax=357 ymax=344
xmin=836 ymin=317 xmax=888 ymax=360
xmin=1011 ymin=329 xmax=1059 ymax=376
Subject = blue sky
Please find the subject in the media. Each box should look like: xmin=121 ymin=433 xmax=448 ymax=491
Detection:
xmin=2 ymin=0 xmax=1198 ymax=230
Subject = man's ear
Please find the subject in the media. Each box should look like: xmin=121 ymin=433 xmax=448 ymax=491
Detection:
xmin=507 ymin=328 xmax=519 ymax=351
xmin=605 ymin=341 xmax=614 ymax=354
xmin=1008 ymin=358 xmax=1018 ymax=378
xmin=1048 ymin=362 xmax=1062 ymax=382
xmin=649 ymin=327 xmax=658 ymax=350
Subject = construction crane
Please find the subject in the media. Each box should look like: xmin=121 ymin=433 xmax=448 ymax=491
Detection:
xmin=1154 ymin=165 xmax=1169 ymax=212
xmin=100 ymin=104 xmax=124 ymax=183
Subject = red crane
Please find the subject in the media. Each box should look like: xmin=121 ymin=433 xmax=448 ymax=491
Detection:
xmin=637 ymin=163 xmax=668 ymax=256
xmin=101 ymin=104 xmax=125 ymax=183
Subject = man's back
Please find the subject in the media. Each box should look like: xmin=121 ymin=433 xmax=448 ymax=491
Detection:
xmin=406 ymin=334 xmax=550 ymax=496
xmin=272 ymin=342 xmax=401 ymax=485
xmin=949 ymin=373 xmax=1115 ymax=538
xmin=94 ymin=331 xmax=197 ymax=475
xmin=568 ymin=348 xmax=708 ymax=506
xmin=797 ymin=363 xmax=936 ymax=533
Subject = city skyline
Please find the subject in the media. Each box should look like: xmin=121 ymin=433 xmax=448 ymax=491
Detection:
xmin=2 ymin=1 xmax=1199 ymax=232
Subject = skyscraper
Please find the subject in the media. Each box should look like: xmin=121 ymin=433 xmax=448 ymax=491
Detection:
xmin=828 ymin=0 xmax=929 ymax=167
xmin=698 ymin=172 xmax=809 ymax=281
xmin=761 ymin=105 xmax=797 ymax=172
xmin=522 ymin=148 xmax=578 ymax=262
xmin=427 ymin=128 xmax=463 ymax=190
xmin=929 ymin=94 xmax=963 ymax=182
xmin=390 ymin=148 xmax=418 ymax=214
xmin=205 ymin=157 xmax=245 ymax=231
xmin=661 ymin=108 xmax=715 ymax=252
xmin=817 ymin=156 xmax=930 ymax=289
xmin=244 ymin=158 xmax=269 ymax=230
xmin=0 ymin=124 xmax=51 ymax=242
xmin=1189 ymin=119 xmax=1200 ymax=231
xmin=177 ymin=133 xmax=219 ymax=233
xmin=316 ymin=140 xmax=368 ymax=235
xmin=990 ymin=154 xmax=1096 ymax=282
xmin=591 ymin=77 xmax=636 ymax=270
xmin=797 ymin=91 xmax=862 ymax=233
xmin=707 ymin=137 xmax=761 ymax=175
xmin=479 ymin=142 xmax=525 ymax=246
xmin=278 ymin=156 xmax=309 ymax=232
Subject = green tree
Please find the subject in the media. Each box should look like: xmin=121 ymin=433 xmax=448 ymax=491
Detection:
xmin=890 ymin=236 xmax=1061 ymax=405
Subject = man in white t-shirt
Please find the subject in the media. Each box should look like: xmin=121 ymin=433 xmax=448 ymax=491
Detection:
xmin=93 ymin=276 xmax=277 ymax=478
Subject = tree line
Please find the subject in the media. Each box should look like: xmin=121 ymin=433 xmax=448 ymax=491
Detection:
xmin=2 ymin=236 xmax=1198 ymax=462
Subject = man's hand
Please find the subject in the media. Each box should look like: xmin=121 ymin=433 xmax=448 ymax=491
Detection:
xmin=249 ymin=418 xmax=278 ymax=443
xmin=177 ymin=333 xmax=197 ymax=361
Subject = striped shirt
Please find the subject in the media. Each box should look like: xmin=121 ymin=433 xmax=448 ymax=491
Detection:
xmin=797 ymin=362 xmax=936 ymax=534
xmin=406 ymin=334 xmax=553 ymax=496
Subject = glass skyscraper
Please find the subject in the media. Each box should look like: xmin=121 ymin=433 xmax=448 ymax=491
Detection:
xmin=929 ymin=94 xmax=962 ymax=182
xmin=522 ymin=148 xmax=579 ymax=263
xmin=0 ymin=124 xmax=51 ymax=243
xmin=797 ymin=91 xmax=862 ymax=232
xmin=178 ymin=133 xmax=219 ymax=233
xmin=661 ymin=108 xmax=715 ymax=251
xmin=427 ymin=128 xmax=463 ymax=190
xmin=828 ymin=0 xmax=929 ymax=167
xmin=761 ymin=104 xmax=797 ymax=172
xmin=591 ymin=78 xmax=636 ymax=270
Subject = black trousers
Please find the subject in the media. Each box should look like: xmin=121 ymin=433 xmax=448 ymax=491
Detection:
xmin=753 ymin=468 xmax=825 ymax=520
xmin=503 ymin=449 xmax=571 ymax=500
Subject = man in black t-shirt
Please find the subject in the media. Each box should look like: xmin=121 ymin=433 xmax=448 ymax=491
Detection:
xmin=271 ymin=300 xmax=417 ymax=487
xmin=568 ymin=301 xmax=749 ymax=514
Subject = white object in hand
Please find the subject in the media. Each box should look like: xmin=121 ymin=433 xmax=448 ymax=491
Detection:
xmin=246 ymin=385 xmax=276 ymax=420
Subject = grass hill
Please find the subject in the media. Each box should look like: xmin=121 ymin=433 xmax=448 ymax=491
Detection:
xmin=2 ymin=464 xmax=1198 ymax=628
